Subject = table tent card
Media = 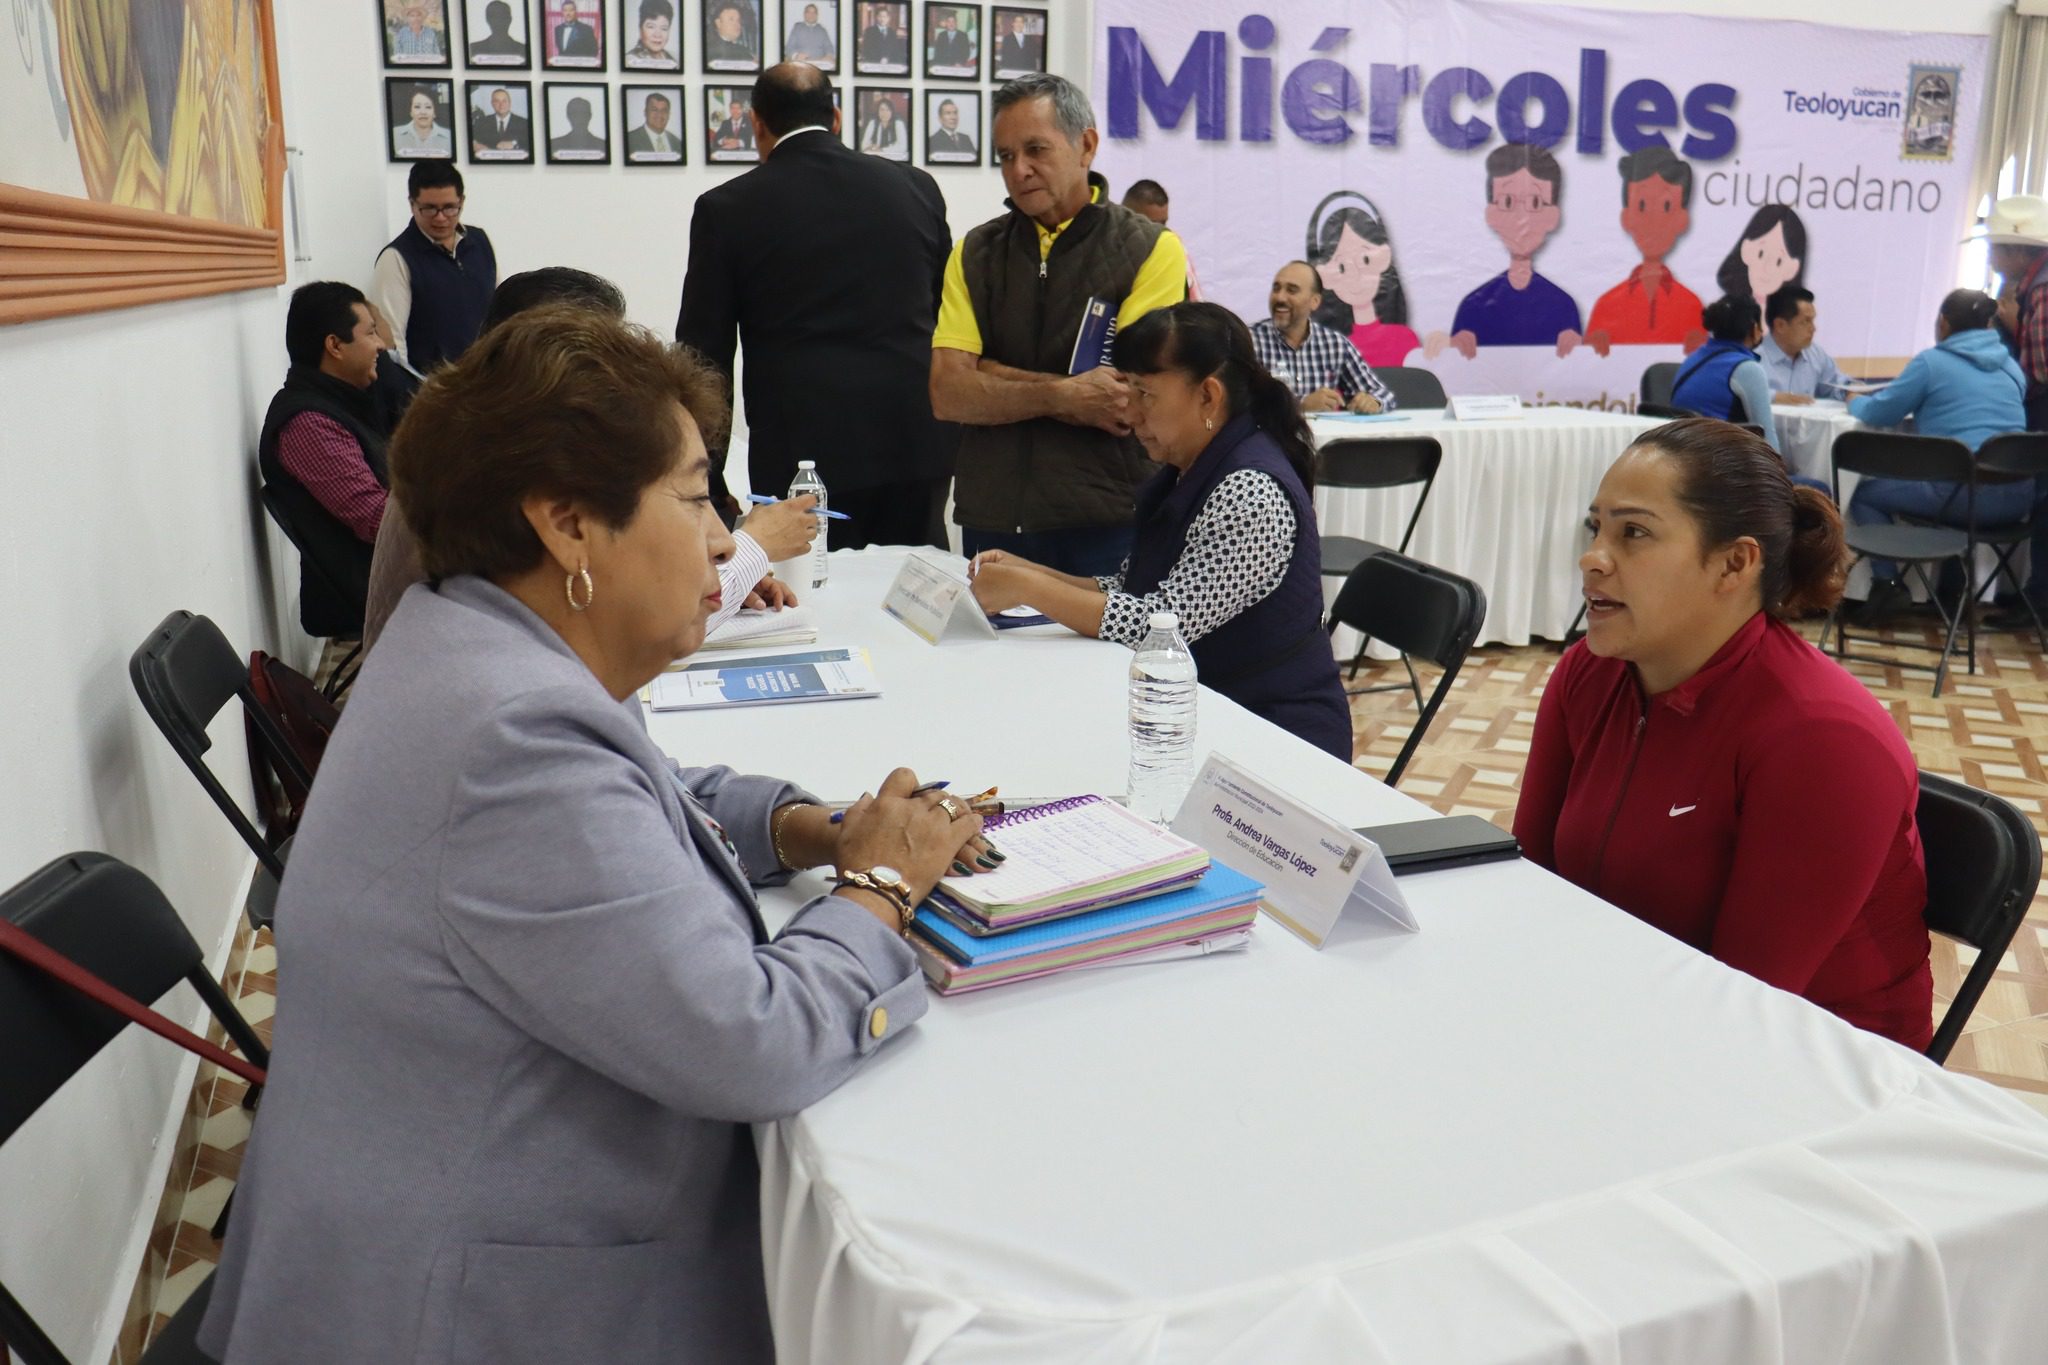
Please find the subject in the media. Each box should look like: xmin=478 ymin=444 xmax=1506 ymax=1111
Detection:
xmin=881 ymin=550 xmax=1000 ymax=645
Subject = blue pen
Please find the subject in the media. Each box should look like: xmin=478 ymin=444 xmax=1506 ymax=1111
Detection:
xmin=828 ymin=781 xmax=947 ymax=824
xmin=747 ymin=493 xmax=850 ymax=521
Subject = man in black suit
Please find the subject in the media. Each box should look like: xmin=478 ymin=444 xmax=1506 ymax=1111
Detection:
xmin=625 ymin=91 xmax=682 ymax=156
xmin=994 ymin=12 xmax=1039 ymax=76
xmin=927 ymin=99 xmax=975 ymax=157
xmin=552 ymin=0 xmax=597 ymax=57
xmin=679 ymin=63 xmax=954 ymax=548
xmin=857 ymin=2 xmax=906 ymax=67
xmin=928 ymin=8 xmax=973 ymax=70
xmin=713 ymin=98 xmax=755 ymax=151
xmin=472 ymin=87 xmax=532 ymax=156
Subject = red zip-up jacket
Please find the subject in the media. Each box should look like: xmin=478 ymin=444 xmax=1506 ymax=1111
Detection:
xmin=1515 ymin=611 xmax=1932 ymax=1050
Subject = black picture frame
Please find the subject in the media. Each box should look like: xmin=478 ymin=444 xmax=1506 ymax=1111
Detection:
xmin=465 ymin=80 xmax=536 ymax=164
xmin=621 ymin=85 xmax=689 ymax=165
xmin=922 ymin=2 xmax=978 ymax=82
xmin=380 ymin=0 xmax=454 ymax=68
xmin=780 ymin=0 xmax=841 ymax=72
xmin=463 ymin=0 xmax=533 ymax=68
xmin=923 ymin=89 xmax=980 ymax=166
xmin=989 ymin=6 xmax=1045 ymax=81
xmin=619 ymin=0 xmax=683 ymax=71
xmin=386 ymin=77 xmax=458 ymax=162
xmin=851 ymin=1 xmax=911 ymax=76
xmin=702 ymin=0 xmax=765 ymax=75
xmin=543 ymin=81 xmax=614 ymax=162
xmin=851 ymin=86 xmax=912 ymax=163
xmin=705 ymin=86 xmax=761 ymax=164
xmin=540 ymin=0 xmax=607 ymax=70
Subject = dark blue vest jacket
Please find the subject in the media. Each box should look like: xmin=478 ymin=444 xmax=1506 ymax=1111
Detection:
xmin=1671 ymin=339 xmax=1756 ymax=421
xmin=387 ymin=221 xmax=497 ymax=371
xmin=1125 ymin=416 xmax=1353 ymax=761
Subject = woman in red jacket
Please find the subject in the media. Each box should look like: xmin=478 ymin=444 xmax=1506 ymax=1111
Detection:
xmin=1515 ymin=419 xmax=1932 ymax=1049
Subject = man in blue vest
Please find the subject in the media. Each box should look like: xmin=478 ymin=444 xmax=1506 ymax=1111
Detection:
xmin=369 ymin=161 xmax=498 ymax=372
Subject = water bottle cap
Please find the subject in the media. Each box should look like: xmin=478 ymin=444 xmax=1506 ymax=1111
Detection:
xmin=797 ymin=460 xmax=817 ymax=470
xmin=1148 ymin=612 xmax=1179 ymax=631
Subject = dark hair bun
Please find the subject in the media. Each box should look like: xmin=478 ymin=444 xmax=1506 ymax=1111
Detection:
xmin=1778 ymin=483 xmax=1848 ymax=618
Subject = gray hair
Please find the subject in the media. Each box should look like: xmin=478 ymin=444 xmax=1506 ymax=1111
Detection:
xmin=993 ymin=73 xmax=1094 ymax=145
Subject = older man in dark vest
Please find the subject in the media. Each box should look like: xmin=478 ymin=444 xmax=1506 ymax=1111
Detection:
xmin=930 ymin=73 xmax=1188 ymax=575
xmin=369 ymin=161 xmax=498 ymax=372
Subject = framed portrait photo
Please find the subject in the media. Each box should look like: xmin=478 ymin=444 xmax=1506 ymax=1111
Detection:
xmin=923 ymin=90 xmax=980 ymax=165
xmin=382 ymin=0 xmax=453 ymax=67
xmin=923 ymin=3 xmax=978 ymax=81
xmin=852 ymin=2 xmax=910 ymax=76
xmin=466 ymin=81 xmax=536 ymax=163
xmin=703 ymin=0 xmax=764 ymax=74
xmin=541 ymin=0 xmax=606 ymax=69
xmin=989 ymin=6 xmax=1045 ymax=80
xmin=621 ymin=0 xmax=682 ymax=70
xmin=781 ymin=0 xmax=840 ymax=71
xmin=705 ymin=87 xmax=760 ymax=164
xmin=622 ymin=85 xmax=688 ymax=165
xmin=544 ymin=82 xmax=613 ymax=162
xmin=387 ymin=77 xmax=458 ymax=161
xmin=464 ymin=0 xmax=533 ymax=66
xmin=852 ymin=87 xmax=912 ymax=162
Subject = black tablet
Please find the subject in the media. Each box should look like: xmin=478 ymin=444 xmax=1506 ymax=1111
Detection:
xmin=1353 ymin=816 xmax=1520 ymax=874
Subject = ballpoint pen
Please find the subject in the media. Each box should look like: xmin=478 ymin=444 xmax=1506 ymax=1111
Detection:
xmin=746 ymin=493 xmax=850 ymax=520
xmin=829 ymin=780 xmax=948 ymax=823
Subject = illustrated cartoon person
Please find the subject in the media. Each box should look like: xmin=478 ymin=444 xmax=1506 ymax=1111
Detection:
xmin=1428 ymin=142 xmax=1583 ymax=360
xmin=1306 ymin=191 xmax=1420 ymax=369
xmin=1714 ymin=204 xmax=1807 ymax=304
xmin=1584 ymin=145 xmax=1705 ymax=353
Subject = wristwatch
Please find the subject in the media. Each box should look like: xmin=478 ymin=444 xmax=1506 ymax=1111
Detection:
xmin=833 ymin=865 xmax=917 ymax=936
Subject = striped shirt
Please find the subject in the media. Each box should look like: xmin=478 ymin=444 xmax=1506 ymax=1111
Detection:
xmin=1249 ymin=319 xmax=1396 ymax=411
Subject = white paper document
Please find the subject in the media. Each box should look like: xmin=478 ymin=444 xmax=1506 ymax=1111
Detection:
xmin=649 ymin=647 xmax=880 ymax=711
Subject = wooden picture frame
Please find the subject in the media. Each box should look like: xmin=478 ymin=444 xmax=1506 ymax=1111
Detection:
xmin=922 ymin=2 xmax=979 ymax=82
xmin=543 ymin=82 xmax=614 ymax=163
xmin=1 ymin=0 xmax=287 ymax=327
xmin=621 ymin=86 xmax=689 ymax=166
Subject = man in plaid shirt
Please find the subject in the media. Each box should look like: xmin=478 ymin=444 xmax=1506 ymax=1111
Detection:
xmin=1984 ymin=196 xmax=2048 ymax=628
xmin=1249 ymin=261 xmax=1396 ymax=414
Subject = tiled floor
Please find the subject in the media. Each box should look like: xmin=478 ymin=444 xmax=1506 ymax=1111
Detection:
xmin=122 ymin=616 xmax=2048 ymax=1355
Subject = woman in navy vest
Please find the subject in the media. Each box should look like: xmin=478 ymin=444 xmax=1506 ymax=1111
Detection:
xmin=968 ymin=302 xmax=1354 ymax=760
xmin=1671 ymin=295 xmax=1784 ymax=455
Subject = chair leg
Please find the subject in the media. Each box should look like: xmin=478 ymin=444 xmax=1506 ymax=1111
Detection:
xmin=1345 ymin=633 xmax=1372 ymax=680
xmin=1401 ymin=655 xmax=1424 ymax=712
xmin=1913 ymin=562 xmax=1965 ymax=698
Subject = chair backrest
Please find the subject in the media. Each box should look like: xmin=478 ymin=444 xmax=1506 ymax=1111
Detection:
xmin=1376 ymin=366 xmax=1449 ymax=410
xmin=1636 ymin=402 xmax=1697 ymax=421
xmin=129 ymin=612 xmax=287 ymax=882
xmin=1640 ymin=362 xmax=1680 ymax=406
xmin=1974 ymin=431 xmax=2048 ymax=482
xmin=1329 ymin=551 xmax=1488 ymax=785
xmin=1918 ymin=773 xmax=2042 ymax=1064
xmin=1317 ymin=438 xmax=1444 ymax=558
xmin=1831 ymin=430 xmax=1974 ymax=484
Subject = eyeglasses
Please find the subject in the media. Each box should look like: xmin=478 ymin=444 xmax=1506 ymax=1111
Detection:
xmin=415 ymin=202 xmax=463 ymax=218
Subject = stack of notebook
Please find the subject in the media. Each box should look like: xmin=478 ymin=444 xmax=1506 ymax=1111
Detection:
xmin=908 ymin=795 xmax=1263 ymax=994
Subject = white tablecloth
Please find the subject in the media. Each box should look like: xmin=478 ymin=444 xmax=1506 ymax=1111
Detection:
xmin=1309 ymin=409 xmax=1662 ymax=646
xmin=1772 ymin=400 xmax=1862 ymax=485
xmin=643 ymin=551 xmax=2048 ymax=1364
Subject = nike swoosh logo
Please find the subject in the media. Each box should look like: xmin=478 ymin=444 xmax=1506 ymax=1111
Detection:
xmin=1669 ymin=804 xmax=1697 ymax=817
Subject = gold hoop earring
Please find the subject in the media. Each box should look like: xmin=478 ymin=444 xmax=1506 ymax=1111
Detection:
xmin=565 ymin=565 xmax=594 ymax=612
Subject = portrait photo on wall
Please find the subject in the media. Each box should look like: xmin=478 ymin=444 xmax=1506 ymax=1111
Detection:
xmin=544 ymin=82 xmax=613 ymax=162
xmin=463 ymin=0 xmax=532 ymax=66
xmin=387 ymin=78 xmax=457 ymax=161
xmin=467 ymin=81 xmax=535 ymax=163
xmin=782 ymin=0 xmax=840 ymax=71
xmin=706 ymin=87 xmax=760 ymax=162
xmin=541 ymin=0 xmax=606 ymax=69
xmin=382 ymin=0 xmax=452 ymax=67
xmin=989 ymin=7 xmax=1044 ymax=80
xmin=924 ymin=3 xmax=979 ymax=80
xmin=621 ymin=0 xmax=682 ymax=69
xmin=853 ymin=2 xmax=910 ymax=75
xmin=623 ymin=85 xmax=688 ymax=164
xmin=924 ymin=90 xmax=979 ymax=165
xmin=703 ymin=0 xmax=764 ymax=73
xmin=854 ymin=87 xmax=912 ymax=162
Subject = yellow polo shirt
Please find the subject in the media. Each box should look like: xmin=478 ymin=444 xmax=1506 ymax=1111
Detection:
xmin=932 ymin=217 xmax=1189 ymax=357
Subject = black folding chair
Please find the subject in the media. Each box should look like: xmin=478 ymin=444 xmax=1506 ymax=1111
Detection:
xmin=1 ymin=852 xmax=268 ymax=1365
xmin=1635 ymin=402 xmax=1697 ymax=421
xmin=1639 ymin=362 xmax=1680 ymax=408
xmin=1917 ymin=774 xmax=2042 ymax=1065
xmin=1316 ymin=436 xmax=1442 ymax=582
xmin=130 ymin=612 xmax=310 ymax=929
xmin=1327 ymin=551 xmax=1488 ymax=787
xmin=1375 ymin=366 xmax=1449 ymax=410
xmin=1968 ymin=433 xmax=2048 ymax=650
xmin=1817 ymin=431 xmax=1976 ymax=695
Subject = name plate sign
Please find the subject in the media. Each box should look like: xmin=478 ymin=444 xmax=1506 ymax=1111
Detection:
xmin=881 ymin=551 xmax=999 ymax=646
xmin=1448 ymin=394 xmax=1524 ymax=421
xmin=1171 ymin=754 xmax=1416 ymax=949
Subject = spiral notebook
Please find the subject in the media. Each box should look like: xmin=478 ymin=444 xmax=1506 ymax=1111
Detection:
xmin=928 ymin=794 xmax=1210 ymax=930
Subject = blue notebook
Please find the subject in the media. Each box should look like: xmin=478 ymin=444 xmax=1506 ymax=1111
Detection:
xmin=914 ymin=861 xmax=1264 ymax=966
xmin=1068 ymin=296 xmax=1119 ymax=374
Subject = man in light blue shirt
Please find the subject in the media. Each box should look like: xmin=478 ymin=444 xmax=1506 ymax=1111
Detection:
xmin=1758 ymin=286 xmax=1852 ymax=402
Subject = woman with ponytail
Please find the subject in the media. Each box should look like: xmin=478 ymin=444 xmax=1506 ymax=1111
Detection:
xmin=1515 ymin=418 xmax=1933 ymax=1049
xmin=968 ymin=302 xmax=1352 ymax=759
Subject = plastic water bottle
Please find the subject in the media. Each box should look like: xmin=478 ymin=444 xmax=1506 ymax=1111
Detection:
xmin=788 ymin=460 xmax=829 ymax=588
xmin=1127 ymin=612 xmax=1198 ymax=823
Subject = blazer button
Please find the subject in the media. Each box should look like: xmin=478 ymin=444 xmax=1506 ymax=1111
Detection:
xmin=869 ymin=1007 xmax=889 ymax=1039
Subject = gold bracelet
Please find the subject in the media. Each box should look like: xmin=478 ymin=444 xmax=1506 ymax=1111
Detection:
xmin=771 ymin=803 xmax=812 ymax=871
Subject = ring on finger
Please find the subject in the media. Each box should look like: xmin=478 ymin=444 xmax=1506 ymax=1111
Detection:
xmin=938 ymin=796 xmax=964 ymax=819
